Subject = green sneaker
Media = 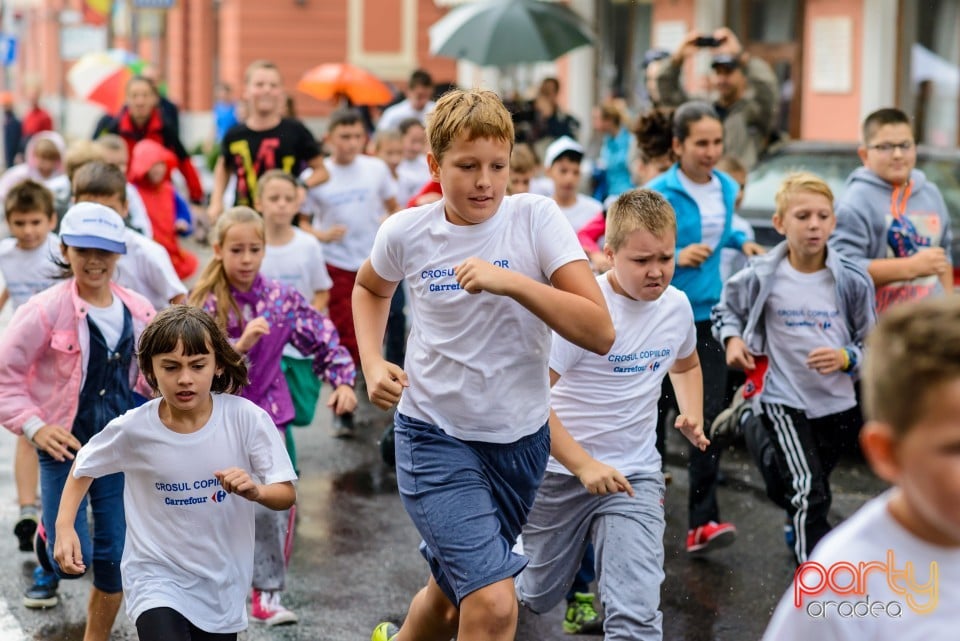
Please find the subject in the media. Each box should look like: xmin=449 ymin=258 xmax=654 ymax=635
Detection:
xmin=563 ymin=592 xmax=603 ymax=634
xmin=371 ymin=621 xmax=400 ymax=641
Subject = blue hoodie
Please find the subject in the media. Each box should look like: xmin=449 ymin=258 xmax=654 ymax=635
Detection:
xmin=647 ymin=164 xmax=746 ymax=320
xmin=831 ymin=166 xmax=952 ymax=313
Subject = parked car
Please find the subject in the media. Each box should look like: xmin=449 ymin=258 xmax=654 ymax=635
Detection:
xmin=739 ymin=141 xmax=960 ymax=285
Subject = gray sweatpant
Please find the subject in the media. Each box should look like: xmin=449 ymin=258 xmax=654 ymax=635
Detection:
xmin=252 ymin=503 xmax=290 ymax=591
xmin=516 ymin=471 xmax=666 ymax=641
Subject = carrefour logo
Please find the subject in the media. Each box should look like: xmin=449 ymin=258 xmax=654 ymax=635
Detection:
xmin=210 ymin=490 xmax=228 ymax=503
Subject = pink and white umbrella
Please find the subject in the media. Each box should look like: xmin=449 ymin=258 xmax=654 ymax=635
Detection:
xmin=67 ymin=49 xmax=145 ymax=113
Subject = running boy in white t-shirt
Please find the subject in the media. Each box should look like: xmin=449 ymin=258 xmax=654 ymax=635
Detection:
xmin=0 ymin=180 xmax=61 ymax=554
xmin=302 ymin=109 xmax=397 ymax=416
xmin=762 ymin=295 xmax=960 ymax=640
xmin=258 ymin=170 xmax=334 ymax=440
xmin=72 ymin=162 xmax=187 ymax=310
xmin=544 ymin=136 xmax=604 ymax=233
xmin=355 ymin=89 xmax=615 ymax=641
xmin=516 ymin=189 xmax=708 ymax=641
xmin=712 ymin=172 xmax=876 ymax=564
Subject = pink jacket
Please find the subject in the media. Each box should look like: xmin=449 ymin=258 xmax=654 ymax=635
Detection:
xmin=0 ymin=279 xmax=156 ymax=438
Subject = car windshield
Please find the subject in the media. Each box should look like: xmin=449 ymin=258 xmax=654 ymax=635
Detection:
xmin=741 ymin=152 xmax=859 ymax=213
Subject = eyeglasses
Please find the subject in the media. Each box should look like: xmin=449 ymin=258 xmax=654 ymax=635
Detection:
xmin=867 ymin=141 xmax=915 ymax=154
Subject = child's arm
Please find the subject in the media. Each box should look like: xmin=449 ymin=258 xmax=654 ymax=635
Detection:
xmin=303 ymin=156 xmax=330 ymax=188
xmin=384 ymin=196 xmax=399 ymax=215
xmin=53 ymin=466 xmax=94 ymax=575
xmin=712 ymin=266 xmax=759 ymax=370
xmin=215 ymin=467 xmax=296 ymax=511
xmin=0 ymin=288 xmax=8 ymax=311
xmin=546 ymin=370 xmax=633 ymax=496
xmin=808 ymin=265 xmax=879 ymax=377
xmin=866 ymin=250 xmax=950 ymax=286
xmin=173 ymin=192 xmax=193 ymax=235
xmin=354 ymin=260 xmax=408 ymax=409
xmin=454 ymin=258 xmax=615 ymax=355
xmin=668 ymin=352 xmax=709 ymax=450
xmin=311 ymin=290 xmax=330 ymax=313
xmin=208 ymin=155 xmax=227 ymax=222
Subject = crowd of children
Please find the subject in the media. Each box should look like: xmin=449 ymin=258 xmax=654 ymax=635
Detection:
xmin=0 ymin=55 xmax=955 ymax=641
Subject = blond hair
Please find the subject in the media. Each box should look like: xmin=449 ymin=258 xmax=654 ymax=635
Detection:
xmin=65 ymin=139 xmax=106 ymax=182
xmin=95 ymin=133 xmax=126 ymax=155
xmin=774 ymin=172 xmax=834 ymax=219
xmin=863 ymin=296 xmax=960 ymax=436
xmin=373 ymin=129 xmax=402 ymax=150
xmin=510 ymin=143 xmax=538 ymax=175
xmin=427 ymin=89 xmax=514 ymax=163
xmin=188 ymin=207 xmax=265 ymax=330
xmin=245 ymin=59 xmax=280 ymax=84
xmin=605 ymin=189 xmax=677 ymax=251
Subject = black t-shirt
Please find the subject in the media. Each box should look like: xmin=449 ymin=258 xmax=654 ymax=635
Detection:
xmin=221 ymin=118 xmax=321 ymax=207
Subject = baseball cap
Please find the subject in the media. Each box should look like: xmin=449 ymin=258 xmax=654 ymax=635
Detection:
xmin=642 ymin=49 xmax=671 ymax=69
xmin=59 ymin=203 xmax=127 ymax=255
xmin=544 ymin=136 xmax=584 ymax=167
xmin=711 ymin=54 xmax=742 ymax=71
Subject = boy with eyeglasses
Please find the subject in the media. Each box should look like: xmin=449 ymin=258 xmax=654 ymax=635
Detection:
xmin=833 ymin=108 xmax=953 ymax=313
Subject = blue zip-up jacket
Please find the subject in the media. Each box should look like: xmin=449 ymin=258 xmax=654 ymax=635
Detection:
xmin=647 ymin=163 xmax=746 ymax=320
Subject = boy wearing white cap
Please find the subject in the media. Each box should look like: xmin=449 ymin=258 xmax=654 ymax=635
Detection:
xmin=545 ymin=136 xmax=604 ymax=234
xmin=0 ymin=202 xmax=155 ymax=641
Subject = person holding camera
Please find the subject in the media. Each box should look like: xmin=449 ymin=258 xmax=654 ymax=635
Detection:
xmin=654 ymin=27 xmax=780 ymax=170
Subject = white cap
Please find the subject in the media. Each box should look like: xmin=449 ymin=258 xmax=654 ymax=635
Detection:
xmin=59 ymin=202 xmax=127 ymax=255
xmin=544 ymin=135 xmax=584 ymax=167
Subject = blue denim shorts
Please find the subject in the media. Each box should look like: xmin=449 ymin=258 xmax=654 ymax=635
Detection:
xmin=39 ymin=455 xmax=125 ymax=593
xmin=393 ymin=413 xmax=551 ymax=606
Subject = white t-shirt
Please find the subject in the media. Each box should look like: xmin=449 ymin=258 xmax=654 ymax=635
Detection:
xmin=677 ymin=170 xmax=726 ymax=251
xmin=262 ymin=228 xmax=334 ymax=359
xmin=73 ymin=394 xmax=296 ymax=633
xmin=376 ymin=99 xmax=436 ymax=132
xmin=396 ymin=155 xmax=432 ymax=208
xmin=548 ymin=280 xmax=696 ymax=476
xmin=369 ymin=193 xmax=586 ymax=443
xmin=557 ymin=194 xmax=604 ymax=233
xmin=762 ymin=490 xmax=960 ymax=641
xmin=126 ymin=183 xmax=153 ymax=238
xmin=306 ymin=155 xmax=396 ymax=271
xmin=530 ymin=175 xmax=554 ymax=197
xmin=114 ymin=229 xmax=187 ymax=310
xmin=86 ymin=294 xmax=125 ymax=351
xmin=762 ymin=261 xmax=856 ymax=417
xmin=0 ymin=233 xmax=61 ymax=308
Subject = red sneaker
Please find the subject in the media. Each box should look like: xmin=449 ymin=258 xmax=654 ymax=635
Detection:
xmin=686 ymin=521 xmax=737 ymax=554
xmin=251 ymin=589 xmax=298 ymax=626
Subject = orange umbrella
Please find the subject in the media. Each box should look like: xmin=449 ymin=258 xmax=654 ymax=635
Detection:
xmin=296 ymin=63 xmax=395 ymax=105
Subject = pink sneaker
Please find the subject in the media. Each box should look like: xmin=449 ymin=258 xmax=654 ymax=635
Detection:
xmin=686 ymin=521 xmax=737 ymax=554
xmin=251 ymin=589 xmax=298 ymax=626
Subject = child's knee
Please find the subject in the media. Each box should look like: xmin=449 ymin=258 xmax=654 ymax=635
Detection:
xmin=91 ymin=558 xmax=123 ymax=594
xmin=461 ymin=580 xmax=517 ymax=631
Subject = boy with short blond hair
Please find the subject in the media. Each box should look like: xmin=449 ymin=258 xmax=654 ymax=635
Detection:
xmin=508 ymin=143 xmax=538 ymax=195
xmin=517 ymin=189 xmax=708 ymax=641
xmin=833 ymin=108 xmax=953 ymax=313
xmin=713 ymin=172 xmax=876 ymax=564
xmin=209 ymin=59 xmax=329 ymax=220
xmin=356 ymin=88 xmax=615 ymax=641
xmin=762 ymin=295 xmax=960 ymax=639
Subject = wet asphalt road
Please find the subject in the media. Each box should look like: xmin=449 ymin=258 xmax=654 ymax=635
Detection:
xmin=0 ymin=396 xmax=888 ymax=641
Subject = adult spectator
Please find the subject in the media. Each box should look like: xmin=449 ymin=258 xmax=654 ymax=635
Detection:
xmin=515 ymin=77 xmax=580 ymax=148
xmin=2 ymin=93 xmax=22 ymax=169
xmin=655 ymin=27 xmax=779 ymax=170
xmin=97 ymin=76 xmax=204 ymax=204
xmin=20 ymin=87 xmax=53 ymax=149
xmin=140 ymin=64 xmax=181 ymax=136
xmin=376 ymin=69 xmax=435 ymax=132
xmin=212 ymin=82 xmax=238 ymax=144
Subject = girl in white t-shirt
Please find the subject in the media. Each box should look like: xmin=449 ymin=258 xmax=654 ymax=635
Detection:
xmin=53 ymin=305 xmax=297 ymax=641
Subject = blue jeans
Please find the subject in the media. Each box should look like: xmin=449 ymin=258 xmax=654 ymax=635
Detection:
xmin=39 ymin=454 xmax=125 ymax=593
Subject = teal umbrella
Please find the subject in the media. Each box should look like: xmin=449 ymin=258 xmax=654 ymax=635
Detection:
xmin=429 ymin=0 xmax=594 ymax=67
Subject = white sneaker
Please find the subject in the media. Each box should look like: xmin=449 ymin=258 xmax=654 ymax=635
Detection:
xmin=251 ymin=589 xmax=298 ymax=626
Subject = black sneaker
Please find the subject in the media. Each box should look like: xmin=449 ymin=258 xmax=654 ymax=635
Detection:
xmin=379 ymin=423 xmax=396 ymax=467
xmin=14 ymin=511 xmax=38 ymax=552
xmin=23 ymin=565 xmax=59 ymax=609
xmin=333 ymin=411 xmax=355 ymax=439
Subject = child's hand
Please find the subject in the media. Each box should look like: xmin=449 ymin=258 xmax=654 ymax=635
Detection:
xmin=236 ymin=317 xmax=270 ymax=353
xmin=909 ymin=247 xmax=949 ymax=277
xmin=215 ymin=467 xmax=260 ymax=502
xmin=724 ymin=337 xmax=756 ymax=370
xmin=320 ymin=224 xmax=348 ymax=243
xmin=454 ymin=257 xmax=514 ymax=295
xmin=675 ymin=414 xmax=710 ymax=451
xmin=175 ymin=219 xmax=190 ymax=233
xmin=33 ymin=424 xmax=82 ymax=462
xmin=806 ymin=347 xmax=843 ymax=375
xmin=678 ymin=243 xmax=712 ymax=267
xmin=327 ymin=384 xmax=358 ymax=415
xmin=576 ymin=460 xmax=634 ymax=497
xmin=742 ymin=241 xmax=765 ymax=257
xmin=587 ymin=251 xmax=611 ymax=274
xmin=363 ymin=359 xmax=409 ymax=410
xmin=53 ymin=526 xmax=85 ymax=575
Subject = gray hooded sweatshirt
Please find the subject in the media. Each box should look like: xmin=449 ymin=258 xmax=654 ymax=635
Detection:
xmin=831 ymin=166 xmax=952 ymax=313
